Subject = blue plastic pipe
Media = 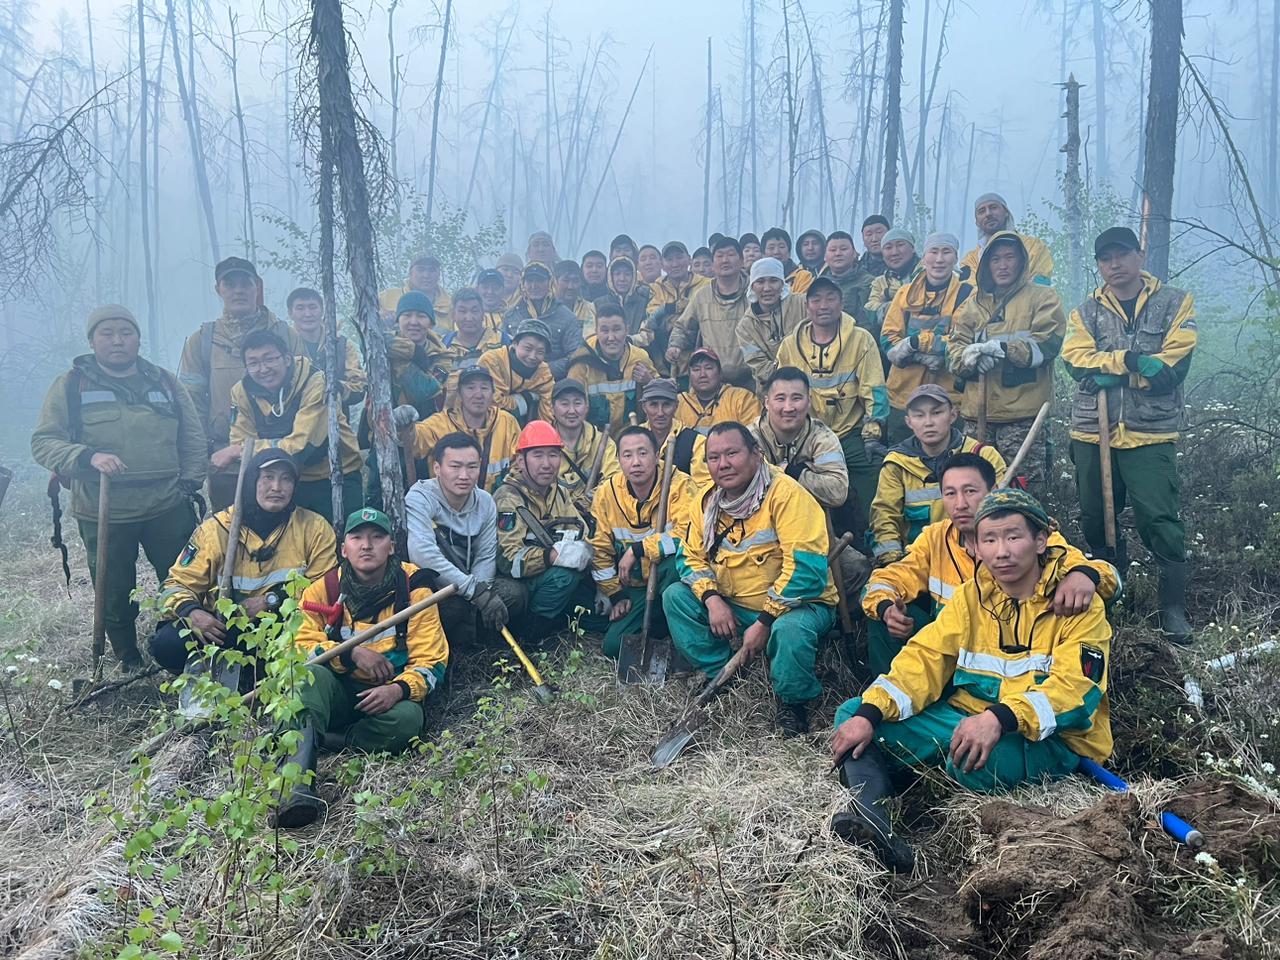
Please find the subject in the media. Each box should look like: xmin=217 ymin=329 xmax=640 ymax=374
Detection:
xmin=1078 ymin=757 xmax=1205 ymax=849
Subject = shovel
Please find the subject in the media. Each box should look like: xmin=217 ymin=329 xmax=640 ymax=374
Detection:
xmin=975 ymin=371 xmax=989 ymax=442
xmin=650 ymin=533 xmax=858 ymax=769
xmin=996 ymin=401 xmax=1051 ymax=490
xmin=180 ymin=439 xmax=253 ymax=719
xmin=1095 ymin=390 xmax=1118 ymax=556
xmin=89 ymin=474 xmax=112 ymax=682
xmin=617 ymin=436 xmax=678 ymax=685
xmin=500 ymin=627 xmax=556 ymax=704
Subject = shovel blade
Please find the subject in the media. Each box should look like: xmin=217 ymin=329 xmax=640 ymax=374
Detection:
xmin=178 ymin=656 xmax=242 ymax=720
xmin=618 ymin=632 xmax=673 ymax=685
xmin=650 ymin=706 xmax=709 ymax=769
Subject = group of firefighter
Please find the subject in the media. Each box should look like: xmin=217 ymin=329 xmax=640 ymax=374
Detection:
xmin=31 ymin=189 xmax=1198 ymax=868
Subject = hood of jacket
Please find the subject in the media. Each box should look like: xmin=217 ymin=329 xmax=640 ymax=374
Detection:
xmin=976 ymin=230 xmax=1031 ymax=297
xmin=886 ymin=426 xmax=965 ymax=480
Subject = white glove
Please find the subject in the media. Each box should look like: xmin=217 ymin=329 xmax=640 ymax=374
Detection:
xmin=392 ymin=404 xmax=418 ymax=430
xmin=552 ymin=539 xmax=592 ymax=571
xmin=593 ymin=589 xmax=614 ymax=617
xmin=959 ymin=342 xmax=985 ymax=370
xmin=918 ymin=353 xmax=945 ymax=372
xmin=975 ymin=354 xmax=1000 ymax=374
xmin=979 ymin=339 xmax=1006 ymax=359
xmin=886 ymin=339 xmax=916 ymax=366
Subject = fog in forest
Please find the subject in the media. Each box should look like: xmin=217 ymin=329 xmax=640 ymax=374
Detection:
xmin=0 ymin=0 xmax=1275 ymax=433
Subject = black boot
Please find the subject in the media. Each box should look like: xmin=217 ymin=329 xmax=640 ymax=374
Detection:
xmin=1157 ymin=559 xmax=1193 ymax=646
xmin=270 ymin=723 xmax=323 ymax=829
xmin=107 ymin=626 xmax=144 ymax=674
xmin=775 ymin=699 xmax=810 ymax=737
xmin=831 ymin=746 xmax=915 ymax=872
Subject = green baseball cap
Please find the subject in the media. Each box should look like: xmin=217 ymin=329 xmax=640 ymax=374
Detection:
xmin=344 ymin=507 xmax=393 ymax=536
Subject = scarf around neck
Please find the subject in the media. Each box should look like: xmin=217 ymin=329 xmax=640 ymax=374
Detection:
xmin=341 ymin=557 xmax=405 ymax=623
xmin=702 ymin=459 xmax=771 ymax=555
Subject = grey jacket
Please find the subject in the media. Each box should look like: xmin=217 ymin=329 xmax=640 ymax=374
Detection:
xmin=405 ymin=478 xmax=498 ymax=601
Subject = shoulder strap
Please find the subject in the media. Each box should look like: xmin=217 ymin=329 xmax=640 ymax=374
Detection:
xmin=65 ymin=368 xmax=85 ymax=444
xmin=200 ymin=321 xmax=216 ymax=370
xmin=324 ymin=567 xmax=341 ymax=606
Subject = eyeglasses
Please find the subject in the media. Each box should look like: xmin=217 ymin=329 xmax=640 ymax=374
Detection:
xmin=245 ymin=355 xmax=285 ymax=372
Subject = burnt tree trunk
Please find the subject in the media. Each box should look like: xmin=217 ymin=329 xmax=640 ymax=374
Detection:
xmin=879 ymin=0 xmax=904 ymax=221
xmin=424 ymin=0 xmax=452 ymax=225
xmin=1140 ymin=0 xmax=1182 ymax=280
xmin=1061 ymin=74 xmax=1084 ymax=304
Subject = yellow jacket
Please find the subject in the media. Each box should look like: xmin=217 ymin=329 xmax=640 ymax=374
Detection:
xmin=947 ymin=232 xmax=1066 ymax=423
xmin=775 ymin=315 xmax=889 ymax=439
xmin=669 ymin=281 xmax=751 ymax=383
xmin=862 ymin=517 xmax=1119 ymax=618
xmin=228 ymin=357 xmax=363 ymax=482
xmin=294 ymin=562 xmax=448 ymax=702
xmin=159 ymin=506 xmax=336 ymax=618
xmin=439 ymin=328 xmax=509 ymax=409
xmin=656 ymin=426 xmax=712 ymax=500
xmin=785 ymin=264 xmax=814 ymax=295
xmin=478 ymin=345 xmax=554 ymax=423
xmin=865 ymin=261 xmax=921 ymax=319
xmin=869 ymin=432 xmax=1006 ymax=563
xmin=959 ymin=232 xmax=1054 ymax=287
xmin=589 ymin=469 xmax=691 ymax=597
xmin=379 ymin=284 xmax=453 ymax=331
xmin=566 ymin=336 xmax=652 ymax=435
xmin=881 ymin=272 xmax=973 ymax=408
xmin=493 ymin=477 xmax=590 ymax=579
xmin=675 ymin=385 xmax=762 ymax=436
xmin=736 ymin=295 xmax=808 ymax=390
xmin=861 ymin=550 xmax=1112 ymax=763
xmin=646 ymin=273 xmax=708 ymax=318
xmin=555 ymin=422 xmax=619 ymax=496
xmin=677 ymin=465 xmax=837 ymax=618
xmin=295 ymin=332 xmax=368 ymax=405
xmin=1061 ymin=272 xmax=1197 ymax=449
xmin=409 ymin=407 xmax=521 ymax=492
xmin=570 ymin=297 xmax=597 ymax=337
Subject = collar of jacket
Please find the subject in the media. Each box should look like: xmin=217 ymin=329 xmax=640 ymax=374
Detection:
xmin=73 ymin=353 xmax=166 ymax=391
xmin=757 ymin=412 xmax=815 ymax=453
xmin=973 ymin=542 xmax=1070 ymax=605
xmin=1093 ymin=270 xmax=1161 ymax=321
xmin=799 ymin=312 xmax=858 ymax=350
xmin=510 ymin=473 xmax=563 ymax=510
xmin=449 ymin=406 xmax=499 ymax=436
xmin=887 ymin=255 xmax=922 ymax=281
xmin=903 ymin=270 xmax=962 ymax=307
xmin=243 ymin=354 xmax=306 ymax=402
xmin=711 ymin=279 xmax=746 ymax=303
xmin=887 ymin=427 xmax=966 ymax=477
xmin=216 ymin=307 xmax=271 ymax=340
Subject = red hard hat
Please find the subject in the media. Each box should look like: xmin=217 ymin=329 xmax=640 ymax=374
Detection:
xmin=515 ymin=419 xmax=564 ymax=451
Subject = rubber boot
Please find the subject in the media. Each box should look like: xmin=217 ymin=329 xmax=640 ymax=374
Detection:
xmin=1156 ymin=559 xmax=1193 ymax=646
xmin=108 ymin=626 xmax=144 ymax=674
xmin=270 ymin=723 xmax=323 ymax=829
xmin=831 ymin=746 xmax=915 ymax=872
xmin=775 ymin=699 xmax=810 ymax=737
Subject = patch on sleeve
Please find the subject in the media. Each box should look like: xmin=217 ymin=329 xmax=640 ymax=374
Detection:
xmin=497 ymin=511 xmax=516 ymax=532
xmin=178 ymin=541 xmax=199 ymax=566
xmin=1080 ymin=644 xmax=1105 ymax=683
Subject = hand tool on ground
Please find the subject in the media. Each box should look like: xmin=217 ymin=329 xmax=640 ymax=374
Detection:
xmin=618 ymin=436 xmax=678 ymax=685
xmin=1078 ymin=757 xmax=1204 ymax=848
xmin=1096 ymin=390 xmax=1118 ymax=555
xmin=996 ymin=401 xmax=1051 ymax=489
xmin=67 ymin=665 xmax=163 ymax=710
xmin=501 ymin=627 xmax=555 ymax=703
xmin=90 ymin=474 xmax=112 ymax=681
xmin=180 ymin=439 xmax=252 ymax=719
xmin=976 ymin=372 xmax=989 ymax=443
xmin=651 ymin=534 xmax=857 ymax=769
xmin=135 ymin=583 xmax=458 ymax=758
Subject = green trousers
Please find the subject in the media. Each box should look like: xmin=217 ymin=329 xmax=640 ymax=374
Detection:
xmin=602 ymin=556 xmax=681 ymax=658
xmin=525 ymin=567 xmax=596 ymax=619
xmin=293 ymin=473 xmax=363 ymax=525
xmin=78 ymin=499 xmax=198 ymax=661
xmin=664 ymin=583 xmax=836 ymax=704
xmin=299 ymin=664 xmax=424 ymax=754
xmin=835 ymin=695 xmax=1081 ymax=793
xmin=838 ymin=431 xmax=879 ymax=547
xmin=1070 ymin=439 xmax=1184 ymax=563
xmin=865 ymin=599 xmax=934 ymax=678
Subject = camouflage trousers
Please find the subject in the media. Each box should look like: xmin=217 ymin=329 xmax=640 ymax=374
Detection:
xmin=963 ymin=416 xmax=1047 ymax=500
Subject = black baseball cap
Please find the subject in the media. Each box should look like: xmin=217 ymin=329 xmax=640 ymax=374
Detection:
xmin=457 ymin=366 xmax=494 ymax=387
xmin=1094 ymin=227 xmax=1141 ymax=259
xmin=476 ymin=268 xmax=504 ymax=286
xmin=806 ymin=276 xmax=842 ymax=299
xmin=215 ymin=256 xmax=259 ymax=283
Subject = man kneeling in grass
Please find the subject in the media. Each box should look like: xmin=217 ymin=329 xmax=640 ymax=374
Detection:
xmin=830 ymin=489 xmax=1112 ymax=872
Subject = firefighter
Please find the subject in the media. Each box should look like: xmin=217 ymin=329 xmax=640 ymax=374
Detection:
xmin=501 ymin=261 xmax=582 ymax=378
xmin=566 ymin=302 xmax=657 ymax=434
xmin=32 ymin=304 xmax=206 ymax=673
xmin=407 ymin=367 xmax=521 ymax=494
xmin=638 ymin=378 xmax=711 ymax=495
xmin=959 ymin=193 xmax=1054 ymax=285
xmin=675 ymin=347 xmax=761 ymax=435
xmin=550 ymin=378 xmax=620 ymax=501
xmin=286 ymin=286 xmax=366 ymax=406
xmin=737 ymin=256 xmax=808 ymax=391
xmin=831 ymin=489 xmax=1112 ymax=872
xmin=1061 ymin=226 xmax=1197 ymax=643
xmin=761 ymin=226 xmax=814 ymax=294
xmin=588 ymin=426 xmax=691 ymax=657
xmin=864 ymin=228 xmax=921 ymax=355
xmin=555 ymin=259 xmax=596 ymax=335
xmin=645 ymin=241 xmax=708 ymax=374
xmin=439 ymin=286 xmax=509 ymax=406
xmin=666 ymin=236 xmax=752 ymax=386
xmin=666 ymin=423 xmax=838 ymax=736
xmin=479 ymin=319 xmax=555 ymax=426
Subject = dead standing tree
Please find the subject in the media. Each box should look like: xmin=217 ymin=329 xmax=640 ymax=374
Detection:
xmin=1061 ymin=74 xmax=1085 ymax=303
xmin=879 ymin=0 xmax=904 ymax=220
xmin=1140 ymin=0 xmax=1182 ymax=280
xmin=424 ymin=0 xmax=453 ymax=225
xmin=309 ymin=0 xmax=406 ymax=541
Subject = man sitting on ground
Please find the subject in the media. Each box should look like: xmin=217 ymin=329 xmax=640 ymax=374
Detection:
xmin=550 ymin=378 xmax=619 ymax=505
xmin=406 ymin=433 xmax=525 ymax=652
xmin=407 ymin=367 xmax=521 ymax=494
xmin=830 ymin=489 xmax=1112 ymax=871
xmin=273 ymin=507 xmax=449 ymax=828
xmin=676 ymin=347 xmax=761 ymax=435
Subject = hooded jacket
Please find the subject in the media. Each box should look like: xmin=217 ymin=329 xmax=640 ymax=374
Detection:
xmin=947 ymin=231 xmax=1067 ymax=423
xmin=493 ymin=476 xmax=589 ymax=579
xmin=817 ymin=262 xmax=874 ymax=325
xmin=669 ymin=279 xmax=751 ymax=384
xmin=409 ymin=406 xmax=521 ymax=493
xmin=750 ymin=414 xmax=849 ymax=510
xmin=385 ymin=331 xmax=448 ymax=419
xmin=860 ymin=546 xmax=1112 ymax=763
xmin=774 ymin=314 xmax=889 ymax=440
xmin=795 ymin=230 xmax=827 ymax=274
xmin=737 ymin=294 xmax=808 ymax=390
xmin=295 ymin=562 xmax=448 ymax=701
xmin=439 ymin=327 xmax=509 ymax=408
xmin=32 ymin=355 xmax=207 ymax=522
xmin=589 ymin=468 xmax=692 ymax=598
xmin=158 ymin=505 xmax=336 ymax=619
xmin=228 ymin=356 xmax=364 ymax=483
xmin=865 ymin=255 xmax=922 ymax=325
xmin=862 ymin=517 xmax=1119 ymax=618
xmin=598 ymin=257 xmax=653 ymax=339
xmin=405 ymin=477 xmax=498 ymax=600
xmin=880 ymin=272 xmax=973 ymax=408
xmin=478 ymin=345 xmax=554 ymax=424
xmin=960 ymin=232 xmax=1054 ymax=287
xmin=566 ymin=335 xmax=653 ymax=434
xmin=501 ymin=282 xmax=583 ymax=378
xmin=555 ymin=421 xmax=620 ymax=496
xmin=676 ymin=464 xmax=838 ymax=619
xmin=1061 ymin=272 xmax=1196 ymax=449
xmin=869 ymin=430 xmax=1006 ymax=563
xmin=177 ymin=309 xmax=303 ymax=464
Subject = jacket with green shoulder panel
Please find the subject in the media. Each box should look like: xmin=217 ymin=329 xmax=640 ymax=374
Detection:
xmin=750 ymin=414 xmax=849 ymax=510
xmin=492 ymin=475 xmax=589 ymax=579
xmin=859 ymin=547 xmax=1113 ymax=763
xmin=589 ymin=468 xmax=692 ymax=597
xmin=31 ymin=355 xmax=207 ymax=522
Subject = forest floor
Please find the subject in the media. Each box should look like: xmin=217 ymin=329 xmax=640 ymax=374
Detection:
xmin=0 ymin=419 xmax=1277 ymax=960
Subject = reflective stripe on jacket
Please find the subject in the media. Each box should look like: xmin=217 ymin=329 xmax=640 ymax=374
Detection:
xmin=589 ymin=469 xmax=692 ymax=597
xmin=774 ymin=315 xmax=888 ymax=439
xmin=675 ymin=385 xmax=762 ymax=436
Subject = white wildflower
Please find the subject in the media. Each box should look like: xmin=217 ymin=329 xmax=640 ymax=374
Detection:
xmin=1244 ymin=545 xmax=1256 ymax=552
xmin=46 ymin=679 xmax=63 ymax=691
xmin=1194 ymin=851 xmax=1219 ymax=869
xmin=3 ymin=666 xmax=15 ymax=676
xmin=1262 ymin=762 xmax=1276 ymax=776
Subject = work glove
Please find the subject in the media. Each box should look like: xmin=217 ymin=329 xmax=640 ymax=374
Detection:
xmin=958 ymin=341 xmax=985 ymax=372
xmin=1079 ymin=373 xmax=1126 ymax=395
xmin=861 ymin=419 xmax=885 ymax=443
xmin=784 ymin=459 xmax=809 ymax=482
xmin=918 ymin=353 xmax=945 ymax=372
xmin=886 ymin=339 xmax=916 ymax=367
xmin=1124 ymin=351 xmax=1164 ymax=379
xmin=979 ymin=339 xmax=1006 ymax=359
xmin=392 ymin=404 xmax=419 ymax=430
xmin=876 ymin=549 xmax=904 ymax=567
xmin=552 ymin=538 xmax=592 ymax=571
xmin=383 ymin=331 xmax=416 ymax=363
xmin=593 ymin=589 xmax=614 ymax=618
xmin=472 ymin=584 xmax=509 ymax=631
xmin=975 ymin=354 xmax=1000 ymax=374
